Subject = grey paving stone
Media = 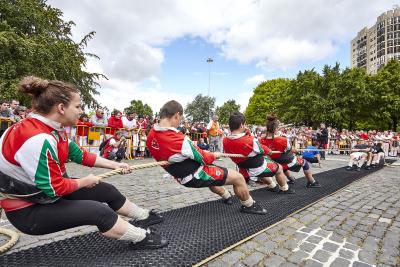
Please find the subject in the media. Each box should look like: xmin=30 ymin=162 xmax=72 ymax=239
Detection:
xmin=329 ymin=233 xmax=344 ymax=243
xmin=323 ymin=242 xmax=340 ymax=253
xmin=315 ymin=229 xmax=330 ymax=238
xmin=279 ymin=262 xmax=298 ymax=267
xmin=242 ymin=251 xmax=264 ymax=267
xmin=339 ymin=248 xmax=354 ymax=260
xmin=358 ymin=250 xmax=376 ymax=265
xmin=293 ymin=232 xmax=308 ymax=241
xmin=221 ymin=251 xmax=245 ymax=265
xmin=262 ymin=255 xmax=285 ymax=267
xmin=273 ymin=247 xmax=291 ymax=258
xmin=237 ymin=241 xmax=259 ymax=252
xmin=306 ymin=235 xmax=323 ymax=244
xmin=287 ymin=250 xmax=309 ymax=264
xmin=282 ymin=239 xmax=299 ymax=250
xmin=312 ymin=249 xmax=332 ymax=263
xmin=299 ymin=242 xmax=316 ymax=253
xmin=330 ymin=257 xmax=351 ymax=267
xmin=352 ymin=261 xmax=373 ymax=267
xmin=208 ymin=259 xmax=227 ymax=267
xmin=303 ymin=259 xmax=323 ymax=267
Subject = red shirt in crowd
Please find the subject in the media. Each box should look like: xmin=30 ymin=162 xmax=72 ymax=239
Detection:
xmin=107 ymin=115 xmax=124 ymax=135
xmin=76 ymin=120 xmax=93 ymax=136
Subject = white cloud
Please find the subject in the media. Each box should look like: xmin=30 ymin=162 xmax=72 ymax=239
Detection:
xmin=237 ymin=91 xmax=253 ymax=112
xmin=48 ymin=0 xmax=394 ymax=110
xmin=245 ymin=74 xmax=266 ymax=85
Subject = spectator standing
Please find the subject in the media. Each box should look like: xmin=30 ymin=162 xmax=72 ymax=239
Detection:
xmin=139 ymin=130 xmax=147 ymax=159
xmin=107 ymin=110 xmax=124 ymax=136
xmin=0 ymin=100 xmax=15 ymax=137
xmin=318 ymin=123 xmax=328 ymax=160
xmin=207 ymin=115 xmax=221 ymax=152
xmin=76 ymin=113 xmax=94 ymax=147
xmin=90 ymin=108 xmax=108 ymax=147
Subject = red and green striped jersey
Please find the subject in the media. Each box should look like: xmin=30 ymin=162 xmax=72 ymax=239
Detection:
xmin=0 ymin=114 xmax=97 ymax=211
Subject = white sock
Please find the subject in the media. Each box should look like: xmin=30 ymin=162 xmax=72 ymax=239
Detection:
xmin=127 ymin=203 xmax=150 ymax=221
xmin=279 ymin=184 xmax=289 ymax=191
xmin=221 ymin=189 xmax=231 ymax=199
xmin=358 ymin=158 xmax=365 ymax=167
xmin=240 ymin=196 xmax=254 ymax=207
xmin=118 ymin=224 xmax=147 ymax=243
xmin=267 ymin=181 xmax=277 ymax=188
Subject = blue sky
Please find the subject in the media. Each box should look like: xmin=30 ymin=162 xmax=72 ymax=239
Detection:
xmin=48 ymin=0 xmax=394 ymax=113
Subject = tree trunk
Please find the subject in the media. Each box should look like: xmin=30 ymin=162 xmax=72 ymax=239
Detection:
xmin=392 ymin=116 xmax=398 ymax=131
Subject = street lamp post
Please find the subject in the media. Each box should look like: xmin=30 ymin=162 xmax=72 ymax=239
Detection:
xmin=206 ymin=57 xmax=213 ymax=96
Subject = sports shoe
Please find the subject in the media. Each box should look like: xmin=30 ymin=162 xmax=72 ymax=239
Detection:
xmin=306 ymin=181 xmax=321 ymax=188
xmin=130 ymin=230 xmax=168 ymax=250
xmin=345 ymin=166 xmax=353 ymax=171
xmin=223 ymin=196 xmax=233 ymax=205
xmin=287 ymin=176 xmax=296 ymax=184
xmin=266 ymin=184 xmax=280 ymax=193
xmin=133 ymin=210 xmax=164 ymax=228
xmin=279 ymin=187 xmax=295 ymax=194
xmin=240 ymin=202 xmax=267 ymax=215
xmin=355 ymin=167 xmax=361 ymax=172
xmin=365 ymin=166 xmax=372 ymax=170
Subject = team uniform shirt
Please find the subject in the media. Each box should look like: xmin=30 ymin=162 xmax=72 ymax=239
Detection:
xmin=302 ymin=145 xmax=320 ymax=159
xmin=223 ymin=132 xmax=278 ymax=179
xmin=260 ymin=136 xmax=305 ymax=171
xmin=350 ymin=144 xmax=370 ymax=160
xmin=0 ymin=113 xmax=97 ymax=212
xmin=146 ymin=124 xmax=227 ymax=187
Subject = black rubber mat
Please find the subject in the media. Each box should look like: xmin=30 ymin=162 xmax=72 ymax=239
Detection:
xmin=0 ymin=164 xmax=393 ymax=266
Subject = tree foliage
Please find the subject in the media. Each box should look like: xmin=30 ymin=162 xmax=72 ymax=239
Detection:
xmin=245 ymin=78 xmax=290 ymax=125
xmin=0 ymin=0 xmax=104 ymax=107
xmin=215 ymin=99 xmax=240 ymax=124
xmin=124 ymin=100 xmax=153 ymax=117
xmin=185 ymin=94 xmax=215 ymax=123
xmin=245 ymin=60 xmax=400 ymax=130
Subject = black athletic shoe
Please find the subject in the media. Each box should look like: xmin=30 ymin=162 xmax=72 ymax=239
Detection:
xmin=365 ymin=166 xmax=372 ymax=170
xmin=223 ymin=196 xmax=233 ymax=205
xmin=345 ymin=166 xmax=353 ymax=171
xmin=355 ymin=167 xmax=361 ymax=172
xmin=130 ymin=230 xmax=168 ymax=250
xmin=133 ymin=210 xmax=164 ymax=228
xmin=306 ymin=181 xmax=321 ymax=188
xmin=240 ymin=202 xmax=267 ymax=215
xmin=266 ymin=184 xmax=280 ymax=193
xmin=287 ymin=176 xmax=296 ymax=184
xmin=279 ymin=187 xmax=295 ymax=194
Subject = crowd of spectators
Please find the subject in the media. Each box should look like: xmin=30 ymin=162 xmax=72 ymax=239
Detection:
xmin=1 ymin=98 xmax=399 ymax=162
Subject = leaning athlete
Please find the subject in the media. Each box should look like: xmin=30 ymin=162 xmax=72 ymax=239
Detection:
xmin=223 ymin=112 xmax=294 ymax=194
xmin=147 ymin=100 xmax=267 ymax=215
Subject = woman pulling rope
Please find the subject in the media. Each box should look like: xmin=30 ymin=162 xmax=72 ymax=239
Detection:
xmin=0 ymin=76 xmax=167 ymax=251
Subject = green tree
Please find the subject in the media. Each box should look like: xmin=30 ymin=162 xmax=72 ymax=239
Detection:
xmin=280 ymin=69 xmax=322 ymax=126
xmin=0 ymin=0 xmax=104 ymax=107
xmin=374 ymin=59 xmax=400 ymax=130
xmin=215 ymin=100 xmax=240 ymax=124
xmin=245 ymin=78 xmax=290 ymax=124
xmin=185 ymin=94 xmax=215 ymax=123
xmin=124 ymin=100 xmax=153 ymax=117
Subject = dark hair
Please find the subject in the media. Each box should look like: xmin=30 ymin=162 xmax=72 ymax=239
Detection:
xmin=266 ymin=113 xmax=279 ymax=133
xmin=14 ymin=105 xmax=27 ymax=115
xmin=376 ymin=142 xmax=382 ymax=148
xmin=0 ymin=99 xmax=8 ymax=105
xmin=159 ymin=100 xmax=183 ymax=119
xmin=18 ymin=76 xmax=78 ymax=114
xmin=228 ymin=111 xmax=245 ymax=131
xmin=126 ymin=111 xmax=135 ymax=116
xmin=79 ymin=113 xmax=88 ymax=120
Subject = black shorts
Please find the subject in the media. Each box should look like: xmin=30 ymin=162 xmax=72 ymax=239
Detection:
xmin=182 ymin=165 xmax=228 ymax=188
xmin=303 ymin=157 xmax=319 ymax=163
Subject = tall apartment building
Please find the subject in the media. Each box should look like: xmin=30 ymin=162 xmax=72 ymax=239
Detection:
xmin=351 ymin=7 xmax=400 ymax=74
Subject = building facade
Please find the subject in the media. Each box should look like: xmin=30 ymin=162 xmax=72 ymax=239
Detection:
xmin=351 ymin=7 xmax=400 ymax=74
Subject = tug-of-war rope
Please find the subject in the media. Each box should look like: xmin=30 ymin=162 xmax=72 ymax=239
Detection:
xmin=0 ymin=150 xmax=397 ymax=253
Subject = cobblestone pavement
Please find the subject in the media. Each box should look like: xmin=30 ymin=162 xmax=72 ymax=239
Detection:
xmin=0 ymin=156 xmax=399 ymax=267
xmin=206 ymin=163 xmax=400 ymax=267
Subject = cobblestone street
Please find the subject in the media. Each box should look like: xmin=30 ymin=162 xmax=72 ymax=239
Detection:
xmin=0 ymin=156 xmax=399 ymax=267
